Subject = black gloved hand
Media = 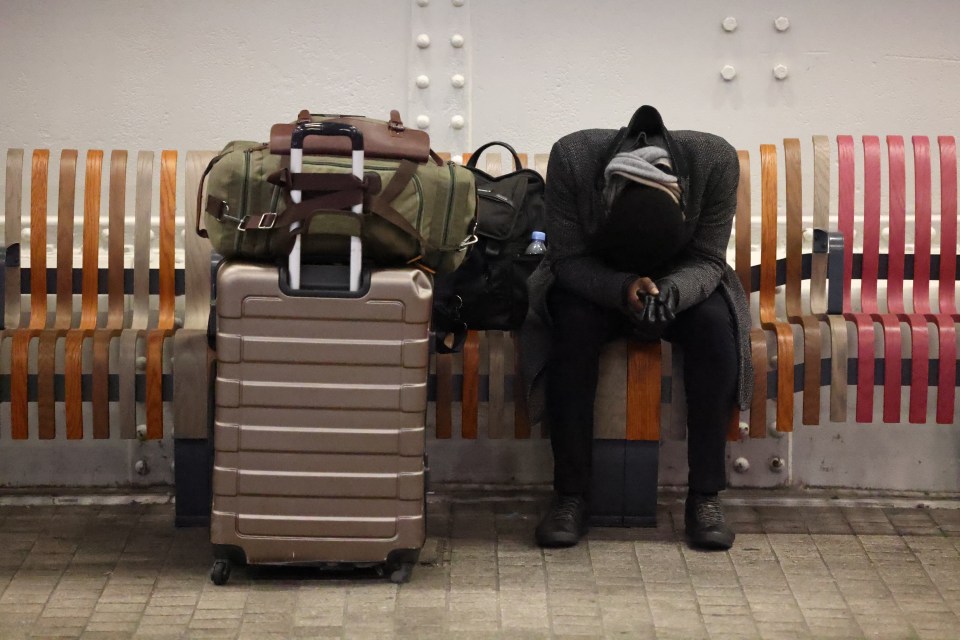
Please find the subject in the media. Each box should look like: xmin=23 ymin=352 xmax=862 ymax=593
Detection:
xmin=631 ymin=280 xmax=679 ymax=341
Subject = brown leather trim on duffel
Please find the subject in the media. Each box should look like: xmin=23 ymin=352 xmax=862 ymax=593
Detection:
xmin=269 ymin=114 xmax=430 ymax=162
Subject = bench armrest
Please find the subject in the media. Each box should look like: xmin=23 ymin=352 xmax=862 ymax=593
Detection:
xmin=813 ymin=229 xmax=844 ymax=314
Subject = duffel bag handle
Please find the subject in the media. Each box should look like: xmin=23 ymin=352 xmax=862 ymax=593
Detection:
xmin=296 ymin=109 xmax=406 ymax=133
xmin=466 ymin=141 xmax=524 ymax=172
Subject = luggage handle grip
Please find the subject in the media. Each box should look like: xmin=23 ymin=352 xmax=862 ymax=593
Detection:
xmin=291 ymin=122 xmax=364 ymax=153
xmin=290 ymin=122 xmax=365 ymax=293
xmin=466 ymin=141 xmax=524 ymax=172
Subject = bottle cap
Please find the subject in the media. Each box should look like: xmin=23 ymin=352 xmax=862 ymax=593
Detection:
xmin=531 ymin=231 xmax=546 ymax=241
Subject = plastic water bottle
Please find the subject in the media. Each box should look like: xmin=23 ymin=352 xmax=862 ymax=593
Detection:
xmin=524 ymin=231 xmax=547 ymax=255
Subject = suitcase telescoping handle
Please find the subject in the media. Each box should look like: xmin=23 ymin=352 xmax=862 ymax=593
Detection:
xmin=289 ymin=122 xmax=365 ymax=292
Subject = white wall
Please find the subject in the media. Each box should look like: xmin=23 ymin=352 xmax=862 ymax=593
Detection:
xmin=2 ymin=0 xmax=958 ymax=155
xmin=2 ymin=0 xmax=959 ymax=490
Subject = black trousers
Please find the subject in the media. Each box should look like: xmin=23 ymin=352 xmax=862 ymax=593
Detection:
xmin=546 ymin=285 xmax=739 ymax=497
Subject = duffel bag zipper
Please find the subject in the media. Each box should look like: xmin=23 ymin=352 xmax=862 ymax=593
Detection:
xmin=442 ymin=162 xmax=456 ymax=246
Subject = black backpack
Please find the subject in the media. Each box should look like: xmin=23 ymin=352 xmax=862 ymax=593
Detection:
xmin=433 ymin=142 xmax=546 ymax=351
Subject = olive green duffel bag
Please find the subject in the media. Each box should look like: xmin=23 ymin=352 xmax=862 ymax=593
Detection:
xmin=196 ymin=141 xmax=478 ymax=274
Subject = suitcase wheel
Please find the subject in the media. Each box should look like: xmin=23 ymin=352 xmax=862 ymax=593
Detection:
xmin=388 ymin=562 xmax=414 ymax=584
xmin=210 ymin=559 xmax=231 ymax=586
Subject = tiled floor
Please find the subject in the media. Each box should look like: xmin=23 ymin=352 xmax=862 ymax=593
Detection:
xmin=1 ymin=491 xmax=959 ymax=639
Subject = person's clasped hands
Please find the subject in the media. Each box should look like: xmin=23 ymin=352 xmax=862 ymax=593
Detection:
xmin=624 ymin=276 xmax=679 ymax=341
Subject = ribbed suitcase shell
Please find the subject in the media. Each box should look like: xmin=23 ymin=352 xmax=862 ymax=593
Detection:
xmin=210 ymin=262 xmax=430 ymax=570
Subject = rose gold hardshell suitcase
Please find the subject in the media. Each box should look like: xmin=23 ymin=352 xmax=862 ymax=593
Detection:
xmin=209 ymin=263 xmax=430 ymax=584
xmin=209 ymin=122 xmax=429 ymax=585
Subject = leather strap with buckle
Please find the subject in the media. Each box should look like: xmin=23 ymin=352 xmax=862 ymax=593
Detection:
xmin=238 ymin=211 xmax=278 ymax=231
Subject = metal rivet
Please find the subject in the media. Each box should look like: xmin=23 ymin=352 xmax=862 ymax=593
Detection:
xmin=101 ymin=228 xmax=109 ymax=238
xmin=416 ymin=33 xmax=431 ymax=49
xmin=451 ymin=115 xmax=465 ymax=130
xmin=452 ymin=154 xmax=464 ymax=165
xmin=416 ymin=0 xmax=429 ymax=6
xmin=775 ymin=285 xmax=783 ymax=294
xmin=803 ymin=228 xmax=814 ymax=240
xmin=738 ymin=421 xmax=750 ymax=438
xmin=451 ymin=73 xmax=465 ymax=88
xmin=733 ymin=457 xmax=750 ymax=473
xmin=720 ymin=65 xmax=737 ymax=81
xmin=931 ymin=227 xmax=938 ymax=238
xmin=416 ymin=114 xmax=430 ymax=129
xmin=452 ymin=0 xmax=465 ymax=6
xmin=136 ymin=424 xmax=147 ymax=441
xmin=769 ymin=456 xmax=786 ymax=472
xmin=134 ymin=459 xmax=149 ymax=475
xmin=22 ymin=227 xmax=31 ymax=238
xmin=881 ymin=227 xmax=890 ymax=239
xmin=773 ymin=64 xmax=789 ymax=80
xmin=774 ymin=16 xmax=790 ymax=32
xmin=136 ymin=356 xmax=147 ymax=371
xmin=769 ymin=352 xmax=778 ymax=365
xmin=722 ymin=16 xmax=738 ymax=32
xmin=416 ymin=75 xmax=430 ymax=89
xmin=450 ymin=33 xmax=465 ymax=48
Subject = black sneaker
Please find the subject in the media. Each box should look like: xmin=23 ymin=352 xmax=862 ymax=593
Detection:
xmin=685 ymin=492 xmax=735 ymax=551
xmin=535 ymin=494 xmax=588 ymax=548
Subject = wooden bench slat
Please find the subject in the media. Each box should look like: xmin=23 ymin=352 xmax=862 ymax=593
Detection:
xmin=512 ymin=332 xmax=531 ymax=439
xmin=838 ymin=135 xmax=876 ymax=423
xmin=861 ymin=136 xmax=903 ymax=423
xmin=172 ymin=150 xmax=219 ymax=440
xmin=759 ymin=144 xmax=795 ymax=432
xmin=92 ymin=150 xmax=129 ymax=438
xmin=937 ymin=137 xmax=958 ymax=316
xmin=434 ymin=351 xmax=453 ymax=439
xmin=487 ymin=330 xmax=506 ymax=439
xmin=11 ymin=150 xmax=50 ymax=440
xmin=885 ymin=137 xmax=929 ymax=423
xmin=935 ymin=137 xmax=958 ymax=423
xmin=64 ymin=150 xmax=104 ymax=439
xmin=145 ymin=150 xmax=177 ymax=439
xmin=784 ymin=138 xmax=822 ymax=425
xmin=118 ymin=151 xmax=154 ymax=439
xmin=37 ymin=150 xmax=79 ymax=438
xmin=734 ymin=150 xmax=765 ymax=438
xmin=3 ymin=149 xmax=24 ymax=333
xmin=461 ymin=330 xmax=479 ymax=439
xmin=626 ymin=341 xmax=661 ymax=441
xmin=913 ymin=137 xmax=958 ymax=424
xmin=812 ymin=136 xmax=849 ymax=422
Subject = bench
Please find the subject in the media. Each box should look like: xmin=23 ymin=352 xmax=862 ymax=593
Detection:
xmin=426 ymin=136 xmax=957 ymax=522
xmin=1 ymin=137 xmax=956 ymax=524
xmin=0 ymin=149 xmax=216 ymax=521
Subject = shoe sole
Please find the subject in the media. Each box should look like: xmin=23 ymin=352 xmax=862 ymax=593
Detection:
xmin=535 ymin=526 xmax=589 ymax=549
xmin=686 ymin=531 xmax=735 ymax=551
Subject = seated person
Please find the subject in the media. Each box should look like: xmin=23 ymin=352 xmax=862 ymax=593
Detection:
xmin=521 ymin=105 xmax=753 ymax=551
